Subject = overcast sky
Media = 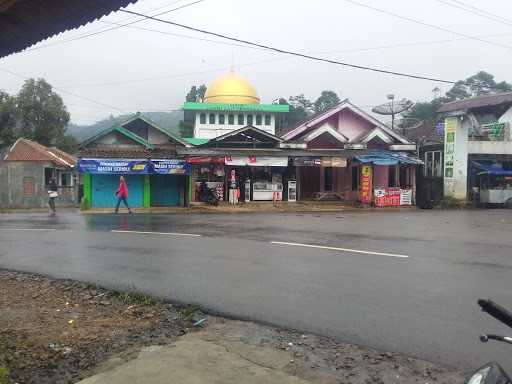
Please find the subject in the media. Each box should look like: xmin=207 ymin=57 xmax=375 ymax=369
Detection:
xmin=1 ymin=0 xmax=511 ymax=125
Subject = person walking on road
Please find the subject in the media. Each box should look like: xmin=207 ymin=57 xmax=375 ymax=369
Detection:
xmin=114 ymin=176 xmax=132 ymax=214
xmin=48 ymin=178 xmax=58 ymax=215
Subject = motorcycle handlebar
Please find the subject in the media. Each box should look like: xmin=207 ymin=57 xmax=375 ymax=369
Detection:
xmin=478 ymin=299 xmax=512 ymax=329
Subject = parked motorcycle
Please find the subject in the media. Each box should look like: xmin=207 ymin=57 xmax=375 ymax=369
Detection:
xmin=465 ymin=299 xmax=512 ymax=383
xmin=198 ymin=182 xmax=219 ymax=206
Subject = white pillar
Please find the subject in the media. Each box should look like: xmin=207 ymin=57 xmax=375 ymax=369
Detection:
xmin=443 ymin=116 xmax=469 ymax=200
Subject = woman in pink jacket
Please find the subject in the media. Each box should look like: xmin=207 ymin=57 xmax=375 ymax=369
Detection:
xmin=114 ymin=176 xmax=132 ymax=214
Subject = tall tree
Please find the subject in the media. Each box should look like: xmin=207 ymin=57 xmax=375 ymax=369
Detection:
xmin=445 ymin=71 xmax=512 ymax=101
xmin=314 ymin=90 xmax=340 ymax=114
xmin=16 ymin=78 xmax=70 ymax=147
xmin=0 ymin=91 xmax=17 ymax=147
xmin=185 ymin=84 xmax=207 ymax=102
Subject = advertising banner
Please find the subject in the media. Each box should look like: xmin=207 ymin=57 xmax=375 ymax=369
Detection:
xmin=374 ymin=188 xmax=412 ymax=207
xmin=444 ymin=117 xmax=457 ymax=178
xmin=225 ymin=156 xmax=288 ymax=167
xmin=359 ymin=165 xmax=372 ymax=204
xmin=150 ymin=159 xmax=190 ymax=175
xmin=78 ymin=159 xmax=190 ymax=175
xmin=187 ymin=156 xmax=225 ymax=164
xmin=293 ymin=157 xmax=347 ymax=167
xmin=77 ymin=159 xmax=149 ymax=174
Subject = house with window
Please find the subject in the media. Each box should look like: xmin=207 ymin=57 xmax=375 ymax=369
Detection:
xmin=0 ymin=138 xmax=77 ymax=209
xmin=438 ymin=92 xmax=512 ymax=204
xmin=282 ymin=100 xmax=421 ymax=205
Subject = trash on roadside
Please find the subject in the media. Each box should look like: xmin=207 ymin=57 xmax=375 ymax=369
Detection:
xmin=192 ymin=318 xmax=207 ymax=327
xmin=288 ymin=342 xmax=294 ymax=347
xmin=68 ymin=319 xmax=74 ymax=324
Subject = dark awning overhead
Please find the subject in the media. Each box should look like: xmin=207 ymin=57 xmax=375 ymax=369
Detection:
xmin=354 ymin=150 xmax=422 ymax=166
xmin=472 ymin=161 xmax=512 ymax=176
xmin=0 ymin=0 xmax=137 ymax=58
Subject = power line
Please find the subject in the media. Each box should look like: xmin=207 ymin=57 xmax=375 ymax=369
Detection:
xmin=447 ymin=0 xmax=512 ymax=24
xmin=119 ymin=9 xmax=458 ymax=84
xmin=433 ymin=0 xmax=512 ymax=27
xmin=341 ymin=0 xmax=512 ymax=50
xmin=24 ymin=0 xmax=206 ymax=53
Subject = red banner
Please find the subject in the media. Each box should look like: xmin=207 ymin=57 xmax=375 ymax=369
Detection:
xmin=360 ymin=165 xmax=372 ymax=204
xmin=187 ymin=156 xmax=225 ymax=164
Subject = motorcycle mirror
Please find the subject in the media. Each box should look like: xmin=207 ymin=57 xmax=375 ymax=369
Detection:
xmin=465 ymin=362 xmax=511 ymax=384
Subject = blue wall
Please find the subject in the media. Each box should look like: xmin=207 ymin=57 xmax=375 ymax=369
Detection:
xmin=91 ymin=174 xmax=144 ymax=208
xmin=150 ymin=175 xmax=182 ymax=206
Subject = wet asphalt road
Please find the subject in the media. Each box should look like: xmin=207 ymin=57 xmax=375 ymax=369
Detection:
xmin=1 ymin=209 xmax=512 ymax=370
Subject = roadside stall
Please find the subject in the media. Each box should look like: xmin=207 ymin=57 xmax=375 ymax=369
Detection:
xmin=472 ymin=161 xmax=512 ymax=207
xmin=188 ymin=156 xmax=226 ymax=202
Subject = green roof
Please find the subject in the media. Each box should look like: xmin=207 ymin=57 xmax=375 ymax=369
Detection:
xmin=183 ymin=137 xmax=210 ymax=146
xmin=183 ymin=102 xmax=289 ymax=113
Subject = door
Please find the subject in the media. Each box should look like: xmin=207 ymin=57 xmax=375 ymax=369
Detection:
xmin=91 ymin=174 xmax=144 ymax=208
xmin=150 ymin=175 xmax=182 ymax=206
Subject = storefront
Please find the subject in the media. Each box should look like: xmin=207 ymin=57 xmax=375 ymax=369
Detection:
xmin=78 ymin=158 xmax=189 ymax=208
xmin=188 ymin=155 xmax=294 ymax=203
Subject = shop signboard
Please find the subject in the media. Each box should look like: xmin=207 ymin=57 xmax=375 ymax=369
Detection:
xmin=77 ymin=159 xmax=190 ymax=175
xmin=293 ymin=157 xmax=347 ymax=167
xmin=225 ymin=156 xmax=288 ymax=167
xmin=151 ymin=159 xmax=190 ymax=175
xmin=444 ymin=117 xmax=457 ymax=178
xmin=360 ymin=165 xmax=372 ymax=204
xmin=187 ymin=156 xmax=225 ymax=164
xmin=374 ymin=188 xmax=412 ymax=207
xmin=77 ymin=159 xmax=149 ymax=174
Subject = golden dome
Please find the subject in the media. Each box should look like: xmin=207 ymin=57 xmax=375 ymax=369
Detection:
xmin=204 ymin=70 xmax=260 ymax=104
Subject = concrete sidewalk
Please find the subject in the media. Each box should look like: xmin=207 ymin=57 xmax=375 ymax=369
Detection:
xmin=78 ymin=334 xmax=308 ymax=384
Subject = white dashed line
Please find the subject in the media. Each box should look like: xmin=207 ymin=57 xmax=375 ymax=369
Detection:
xmin=0 ymin=228 xmax=57 ymax=231
xmin=270 ymin=241 xmax=409 ymax=259
xmin=111 ymin=230 xmax=201 ymax=237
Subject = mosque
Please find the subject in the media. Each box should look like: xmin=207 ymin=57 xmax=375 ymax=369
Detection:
xmin=183 ymin=70 xmax=289 ymax=139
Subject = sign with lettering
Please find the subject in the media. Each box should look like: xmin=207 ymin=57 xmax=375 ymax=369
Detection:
xmin=77 ymin=159 xmax=189 ymax=175
xmin=360 ymin=165 xmax=372 ymax=204
xmin=444 ymin=117 xmax=457 ymax=178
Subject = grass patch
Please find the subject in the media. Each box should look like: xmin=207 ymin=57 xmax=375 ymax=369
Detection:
xmin=111 ymin=289 xmax=157 ymax=306
xmin=0 ymin=367 xmax=10 ymax=384
xmin=433 ymin=197 xmax=467 ymax=209
xmin=179 ymin=305 xmax=201 ymax=321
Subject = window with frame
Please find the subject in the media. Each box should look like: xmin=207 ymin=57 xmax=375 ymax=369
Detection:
xmin=44 ymin=168 xmax=54 ymax=185
xmin=264 ymin=114 xmax=271 ymax=126
xmin=60 ymin=172 xmax=72 ymax=187
xmin=219 ymin=114 xmax=225 ymax=125
xmin=424 ymin=150 xmax=442 ymax=177
xmin=237 ymin=114 xmax=244 ymax=125
xmin=255 ymin=114 xmax=262 ymax=126
xmin=247 ymin=114 xmax=253 ymax=126
xmin=228 ymin=114 xmax=234 ymax=125
xmin=23 ymin=177 xmax=35 ymax=197
xmin=200 ymin=113 xmax=206 ymax=124
xmin=351 ymin=167 xmax=359 ymax=191
xmin=209 ymin=113 xmax=216 ymax=124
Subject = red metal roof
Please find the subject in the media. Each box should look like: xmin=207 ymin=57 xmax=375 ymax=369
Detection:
xmin=0 ymin=0 xmax=138 ymax=58
xmin=438 ymin=92 xmax=512 ymax=113
xmin=4 ymin=138 xmax=76 ymax=167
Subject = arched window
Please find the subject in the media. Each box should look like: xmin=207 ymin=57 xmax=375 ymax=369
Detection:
xmin=209 ymin=113 xmax=215 ymax=124
xmin=219 ymin=114 xmax=225 ymax=125
xmin=247 ymin=114 xmax=253 ymax=126
xmin=255 ymin=115 xmax=262 ymax=125
xmin=237 ymin=114 xmax=244 ymax=125
xmin=264 ymin=114 xmax=271 ymax=126
xmin=228 ymin=114 xmax=235 ymax=125
xmin=200 ymin=113 xmax=206 ymax=124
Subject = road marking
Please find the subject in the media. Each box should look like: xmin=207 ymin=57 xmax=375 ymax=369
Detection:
xmin=0 ymin=228 xmax=57 ymax=231
xmin=270 ymin=241 xmax=409 ymax=259
xmin=111 ymin=230 xmax=201 ymax=237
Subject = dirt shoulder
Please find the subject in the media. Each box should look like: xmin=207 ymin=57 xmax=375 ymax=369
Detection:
xmin=0 ymin=270 xmax=462 ymax=384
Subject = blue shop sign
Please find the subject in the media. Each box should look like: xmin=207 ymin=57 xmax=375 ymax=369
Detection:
xmin=78 ymin=158 xmax=189 ymax=175
xmin=150 ymin=159 xmax=190 ymax=175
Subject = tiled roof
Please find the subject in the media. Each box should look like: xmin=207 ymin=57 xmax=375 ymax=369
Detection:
xmin=4 ymin=139 xmax=76 ymax=167
xmin=438 ymin=92 xmax=512 ymax=113
xmin=0 ymin=0 xmax=137 ymax=58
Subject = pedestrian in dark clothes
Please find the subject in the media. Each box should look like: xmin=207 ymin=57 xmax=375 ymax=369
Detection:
xmin=114 ymin=176 xmax=132 ymax=214
xmin=48 ymin=178 xmax=58 ymax=215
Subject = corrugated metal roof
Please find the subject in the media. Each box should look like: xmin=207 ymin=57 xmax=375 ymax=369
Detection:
xmin=5 ymin=138 xmax=76 ymax=167
xmin=438 ymin=92 xmax=512 ymax=113
xmin=0 ymin=0 xmax=138 ymax=58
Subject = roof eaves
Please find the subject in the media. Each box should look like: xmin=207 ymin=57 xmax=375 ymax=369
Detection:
xmin=122 ymin=114 xmax=188 ymax=147
xmin=114 ymin=126 xmax=154 ymax=149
